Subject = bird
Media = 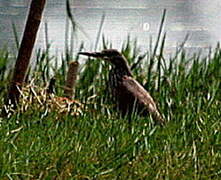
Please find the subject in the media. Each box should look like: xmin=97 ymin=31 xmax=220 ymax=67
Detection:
xmin=79 ymin=49 xmax=165 ymax=125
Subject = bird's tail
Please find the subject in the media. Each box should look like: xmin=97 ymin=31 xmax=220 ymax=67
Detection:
xmin=151 ymin=110 xmax=165 ymax=126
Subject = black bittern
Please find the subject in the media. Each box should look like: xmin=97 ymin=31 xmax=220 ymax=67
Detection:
xmin=79 ymin=49 xmax=165 ymax=125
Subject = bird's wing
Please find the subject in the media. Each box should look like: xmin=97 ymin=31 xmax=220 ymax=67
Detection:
xmin=121 ymin=76 xmax=157 ymax=112
xmin=122 ymin=75 xmax=165 ymax=125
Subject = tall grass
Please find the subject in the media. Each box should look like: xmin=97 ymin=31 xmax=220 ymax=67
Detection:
xmin=0 ymin=6 xmax=221 ymax=179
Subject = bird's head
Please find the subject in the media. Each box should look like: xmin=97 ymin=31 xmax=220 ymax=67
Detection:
xmin=78 ymin=49 xmax=128 ymax=68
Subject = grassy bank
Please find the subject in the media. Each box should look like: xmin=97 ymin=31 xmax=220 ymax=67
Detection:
xmin=0 ymin=36 xmax=221 ymax=179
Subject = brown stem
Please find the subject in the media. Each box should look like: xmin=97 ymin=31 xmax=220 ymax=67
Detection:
xmin=6 ymin=0 xmax=46 ymax=107
xmin=64 ymin=61 xmax=79 ymax=99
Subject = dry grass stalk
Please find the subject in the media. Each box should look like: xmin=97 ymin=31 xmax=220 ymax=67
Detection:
xmin=3 ymin=80 xmax=86 ymax=119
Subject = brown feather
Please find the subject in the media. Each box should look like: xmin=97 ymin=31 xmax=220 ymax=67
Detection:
xmin=121 ymin=76 xmax=165 ymax=125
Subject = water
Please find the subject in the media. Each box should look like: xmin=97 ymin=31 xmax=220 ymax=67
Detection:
xmin=0 ymin=0 xmax=221 ymax=57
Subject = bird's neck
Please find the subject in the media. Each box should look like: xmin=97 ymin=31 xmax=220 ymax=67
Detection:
xmin=110 ymin=56 xmax=133 ymax=79
xmin=112 ymin=66 xmax=132 ymax=78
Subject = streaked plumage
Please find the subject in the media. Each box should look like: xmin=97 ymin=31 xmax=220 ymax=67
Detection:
xmin=79 ymin=49 xmax=165 ymax=125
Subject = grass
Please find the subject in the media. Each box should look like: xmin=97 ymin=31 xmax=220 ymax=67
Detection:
xmin=0 ymin=38 xmax=221 ymax=180
xmin=0 ymin=7 xmax=221 ymax=180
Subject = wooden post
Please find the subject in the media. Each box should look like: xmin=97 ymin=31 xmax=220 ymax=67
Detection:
xmin=64 ymin=61 xmax=79 ymax=99
xmin=6 ymin=0 xmax=46 ymax=107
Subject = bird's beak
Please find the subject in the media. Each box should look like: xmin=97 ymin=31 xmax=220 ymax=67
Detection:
xmin=78 ymin=52 xmax=104 ymax=58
